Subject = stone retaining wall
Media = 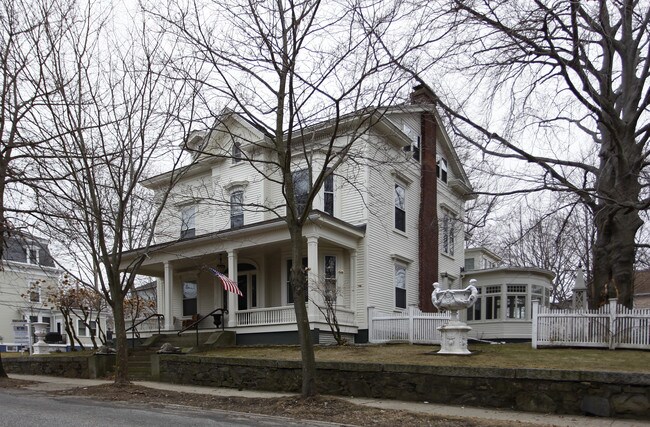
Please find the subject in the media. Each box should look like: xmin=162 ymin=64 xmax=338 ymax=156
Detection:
xmin=4 ymin=355 xmax=115 ymax=379
xmin=156 ymin=355 xmax=650 ymax=419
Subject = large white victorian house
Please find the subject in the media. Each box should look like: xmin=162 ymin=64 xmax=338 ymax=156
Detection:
xmin=122 ymin=86 xmax=474 ymax=344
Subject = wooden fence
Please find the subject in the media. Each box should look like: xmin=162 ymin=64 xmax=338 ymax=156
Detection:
xmin=532 ymin=299 xmax=650 ymax=350
xmin=368 ymin=306 xmax=450 ymax=344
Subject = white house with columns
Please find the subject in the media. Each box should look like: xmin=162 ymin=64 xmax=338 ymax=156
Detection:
xmin=121 ymin=86 xmax=474 ymax=344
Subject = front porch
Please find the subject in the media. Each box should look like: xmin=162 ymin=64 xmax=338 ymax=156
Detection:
xmin=125 ymin=214 xmax=364 ymax=344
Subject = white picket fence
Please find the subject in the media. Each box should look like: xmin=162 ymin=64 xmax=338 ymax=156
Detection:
xmin=532 ymin=299 xmax=650 ymax=350
xmin=368 ymin=306 xmax=451 ymax=344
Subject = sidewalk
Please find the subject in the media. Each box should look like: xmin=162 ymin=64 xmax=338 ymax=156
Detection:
xmin=9 ymin=374 xmax=649 ymax=427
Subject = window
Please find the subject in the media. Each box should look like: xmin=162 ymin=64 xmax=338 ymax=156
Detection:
xmin=324 ymin=173 xmax=334 ymax=216
xmin=394 ymin=184 xmax=406 ymax=232
xmin=464 ymin=258 xmax=475 ymax=271
xmin=324 ymin=255 xmax=337 ymax=303
xmin=485 ymin=285 xmax=501 ymax=320
xmin=232 ymin=141 xmax=243 ymax=163
xmin=413 ymin=136 xmax=421 ymax=162
xmin=180 ymin=206 xmax=196 ymax=239
xmin=394 ymin=264 xmax=406 ymax=309
xmin=467 ymin=287 xmax=482 ymax=321
xmin=78 ymin=319 xmax=87 ymax=336
xmin=29 ymin=282 xmax=40 ymax=302
xmin=89 ymin=320 xmax=97 ymax=336
xmin=506 ymin=284 xmax=527 ymax=319
xmin=437 ymin=157 xmax=448 ymax=183
xmin=292 ymin=169 xmax=310 ymax=216
xmin=441 ymin=210 xmax=456 ymax=256
xmin=182 ymin=281 xmax=198 ymax=316
xmin=286 ymin=258 xmax=308 ymax=304
xmin=230 ymin=190 xmax=244 ymax=228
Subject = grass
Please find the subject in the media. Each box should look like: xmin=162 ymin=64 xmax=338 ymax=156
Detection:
xmin=203 ymin=342 xmax=650 ymax=373
xmin=4 ymin=342 xmax=647 ymax=373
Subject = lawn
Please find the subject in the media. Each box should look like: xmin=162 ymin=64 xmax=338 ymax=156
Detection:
xmin=203 ymin=342 xmax=650 ymax=373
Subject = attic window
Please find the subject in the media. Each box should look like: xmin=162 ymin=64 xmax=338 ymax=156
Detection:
xmin=437 ymin=157 xmax=448 ymax=183
xmin=232 ymin=141 xmax=243 ymax=163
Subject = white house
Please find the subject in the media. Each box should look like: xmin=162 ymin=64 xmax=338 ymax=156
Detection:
xmin=122 ymin=85 xmax=474 ymax=344
xmin=0 ymin=232 xmax=61 ymax=351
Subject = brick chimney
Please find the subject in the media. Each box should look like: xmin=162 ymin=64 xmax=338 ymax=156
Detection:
xmin=412 ymin=85 xmax=439 ymax=312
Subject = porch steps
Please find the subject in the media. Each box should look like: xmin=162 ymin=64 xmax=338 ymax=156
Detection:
xmin=127 ymin=349 xmax=156 ymax=381
xmin=141 ymin=331 xmax=236 ymax=353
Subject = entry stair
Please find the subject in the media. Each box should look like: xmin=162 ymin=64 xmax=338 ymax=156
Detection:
xmin=127 ymin=330 xmax=236 ymax=381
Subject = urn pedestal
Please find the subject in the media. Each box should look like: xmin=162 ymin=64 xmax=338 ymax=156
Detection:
xmin=32 ymin=322 xmax=50 ymax=355
xmin=437 ymin=320 xmax=472 ymax=355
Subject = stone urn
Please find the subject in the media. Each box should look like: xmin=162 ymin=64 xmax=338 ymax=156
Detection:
xmin=32 ymin=322 xmax=50 ymax=355
xmin=431 ymin=279 xmax=478 ymax=355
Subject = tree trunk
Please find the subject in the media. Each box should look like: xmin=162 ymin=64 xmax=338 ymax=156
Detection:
xmin=591 ymin=205 xmax=642 ymax=309
xmin=289 ymin=224 xmax=317 ymax=397
xmin=0 ymin=353 xmax=7 ymax=378
xmin=111 ymin=288 xmax=130 ymax=386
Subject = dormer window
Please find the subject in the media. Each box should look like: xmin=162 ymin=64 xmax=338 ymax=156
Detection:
xmin=437 ymin=157 xmax=448 ymax=183
xmin=24 ymin=247 xmax=39 ymax=264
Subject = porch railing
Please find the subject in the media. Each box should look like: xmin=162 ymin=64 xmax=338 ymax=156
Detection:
xmin=235 ymin=305 xmax=356 ymax=327
xmin=236 ymin=306 xmax=296 ymax=326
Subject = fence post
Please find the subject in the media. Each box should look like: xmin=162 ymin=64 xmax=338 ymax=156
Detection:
xmin=531 ymin=300 xmax=539 ymax=349
xmin=609 ymin=298 xmax=618 ymax=350
xmin=367 ymin=306 xmax=375 ymax=343
xmin=408 ymin=305 xmax=415 ymax=344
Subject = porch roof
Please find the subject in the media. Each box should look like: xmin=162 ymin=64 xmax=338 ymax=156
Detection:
xmin=120 ymin=210 xmax=366 ymax=276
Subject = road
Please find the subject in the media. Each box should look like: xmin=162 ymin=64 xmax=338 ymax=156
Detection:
xmin=0 ymin=389 xmax=332 ymax=427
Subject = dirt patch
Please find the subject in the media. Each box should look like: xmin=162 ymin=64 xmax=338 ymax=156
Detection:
xmin=48 ymin=383 xmax=540 ymax=426
xmin=0 ymin=377 xmax=37 ymax=388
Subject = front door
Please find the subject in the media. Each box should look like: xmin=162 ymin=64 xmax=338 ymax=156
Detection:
xmin=237 ymin=273 xmax=257 ymax=310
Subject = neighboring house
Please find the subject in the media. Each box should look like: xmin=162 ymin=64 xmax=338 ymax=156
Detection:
xmin=0 ymin=232 xmax=111 ymax=351
xmin=122 ymin=85 xmax=474 ymax=344
xmin=0 ymin=232 xmax=60 ymax=351
xmin=634 ymin=270 xmax=650 ymax=309
xmin=462 ymin=247 xmax=555 ymax=340
xmin=464 ymin=247 xmax=501 ymax=272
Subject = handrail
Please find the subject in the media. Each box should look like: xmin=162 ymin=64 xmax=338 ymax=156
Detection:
xmin=126 ymin=313 xmax=164 ymax=349
xmin=178 ymin=307 xmax=228 ymax=347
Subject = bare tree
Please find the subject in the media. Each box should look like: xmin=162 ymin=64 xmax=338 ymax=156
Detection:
xmin=391 ymin=0 xmax=650 ymax=308
xmin=28 ymin=5 xmax=195 ymax=386
xmin=0 ymin=0 xmax=74 ymax=379
xmin=146 ymin=0 xmax=419 ymax=396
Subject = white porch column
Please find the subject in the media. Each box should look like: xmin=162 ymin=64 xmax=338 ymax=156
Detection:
xmin=163 ymin=262 xmax=173 ymax=330
xmin=227 ymin=250 xmax=238 ymax=327
xmin=350 ymin=250 xmax=357 ymax=315
xmin=306 ymin=235 xmax=321 ymax=319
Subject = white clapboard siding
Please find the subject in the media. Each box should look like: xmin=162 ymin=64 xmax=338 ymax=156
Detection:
xmin=532 ymin=299 xmax=650 ymax=350
xmin=368 ymin=306 xmax=451 ymax=344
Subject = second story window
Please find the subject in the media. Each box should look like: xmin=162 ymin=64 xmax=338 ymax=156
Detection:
xmin=394 ymin=183 xmax=406 ymax=232
xmin=324 ymin=173 xmax=334 ymax=216
xmin=441 ymin=210 xmax=456 ymax=256
xmin=292 ymin=169 xmax=309 ymax=216
xmin=230 ymin=190 xmax=244 ymax=228
xmin=29 ymin=281 xmax=40 ymax=303
xmin=180 ymin=206 xmax=196 ymax=239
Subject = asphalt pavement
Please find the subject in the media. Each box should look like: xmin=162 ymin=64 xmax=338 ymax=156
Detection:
xmin=8 ymin=374 xmax=650 ymax=427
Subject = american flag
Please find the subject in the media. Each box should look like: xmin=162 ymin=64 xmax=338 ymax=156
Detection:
xmin=208 ymin=267 xmax=243 ymax=297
